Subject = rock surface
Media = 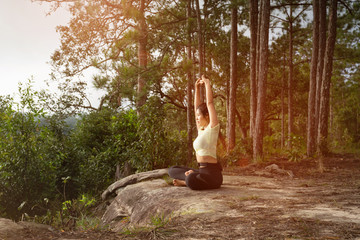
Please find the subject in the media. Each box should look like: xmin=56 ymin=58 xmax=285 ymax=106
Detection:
xmin=0 ymin=218 xmax=25 ymax=239
xmin=0 ymin=218 xmax=55 ymax=240
xmin=101 ymin=163 xmax=360 ymax=239
xmin=101 ymin=168 xmax=169 ymax=200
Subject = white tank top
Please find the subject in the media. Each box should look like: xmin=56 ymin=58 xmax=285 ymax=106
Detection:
xmin=193 ymin=124 xmax=220 ymax=159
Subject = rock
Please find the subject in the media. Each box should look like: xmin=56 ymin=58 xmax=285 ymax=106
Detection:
xmin=0 ymin=218 xmax=24 ymax=239
xmin=0 ymin=218 xmax=56 ymax=239
xmin=100 ymin=164 xmax=360 ymax=239
xmin=101 ymin=173 xmax=291 ymax=232
xmin=265 ymin=164 xmax=294 ymax=178
xmin=18 ymin=221 xmax=55 ymax=232
xmin=101 ymin=168 xmax=169 ymax=200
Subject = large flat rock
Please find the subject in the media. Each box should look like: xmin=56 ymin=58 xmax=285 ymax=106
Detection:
xmin=101 ymin=166 xmax=360 ymax=239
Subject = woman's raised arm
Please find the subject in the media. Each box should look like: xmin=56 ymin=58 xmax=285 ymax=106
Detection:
xmin=194 ymin=78 xmax=202 ymax=129
xmin=202 ymin=75 xmax=218 ymax=128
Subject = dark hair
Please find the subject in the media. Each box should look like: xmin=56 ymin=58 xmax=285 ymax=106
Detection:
xmin=196 ymin=103 xmax=209 ymax=117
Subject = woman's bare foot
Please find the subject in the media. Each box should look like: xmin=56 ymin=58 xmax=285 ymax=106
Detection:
xmin=173 ymin=179 xmax=186 ymax=187
xmin=185 ymin=170 xmax=194 ymax=176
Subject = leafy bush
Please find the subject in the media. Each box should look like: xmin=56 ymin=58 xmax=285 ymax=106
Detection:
xmin=0 ymin=85 xmax=189 ymax=220
xmin=23 ymin=193 xmax=103 ymax=231
xmin=128 ymin=97 xmax=188 ymax=171
xmin=69 ymin=108 xmax=140 ymax=194
xmin=0 ymin=86 xmax=59 ymax=219
xmin=286 ymin=134 xmax=306 ymax=162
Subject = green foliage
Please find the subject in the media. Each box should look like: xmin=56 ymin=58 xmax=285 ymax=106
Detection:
xmin=128 ymin=97 xmax=188 ymax=171
xmin=23 ymin=193 xmax=104 ymax=232
xmin=71 ymin=108 xmax=139 ymax=194
xmin=150 ymin=212 xmax=171 ymax=229
xmin=264 ymin=132 xmax=283 ymax=156
xmin=222 ymin=138 xmax=251 ymax=166
xmin=120 ymin=212 xmax=173 ymax=238
xmin=286 ymin=135 xmax=306 ymax=162
xmin=57 ymin=194 xmax=97 ymax=231
xmin=0 ymin=82 xmax=59 ymax=219
xmin=263 ymin=132 xmax=306 ymax=162
xmin=330 ymin=72 xmax=360 ymax=151
xmin=0 ymin=85 xmax=189 ymax=221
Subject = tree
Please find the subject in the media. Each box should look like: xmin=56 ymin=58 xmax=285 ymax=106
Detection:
xmin=227 ymin=2 xmax=238 ymax=152
xmin=136 ymin=0 xmax=149 ymax=109
xmin=307 ymin=0 xmax=319 ymax=157
xmin=318 ymin=0 xmax=338 ymax=155
xmin=253 ymin=0 xmax=270 ymax=161
xmin=249 ymin=0 xmax=258 ymax=140
xmin=186 ymin=0 xmax=194 ymax=164
xmin=330 ymin=0 xmax=360 ymax=150
xmin=33 ymin=0 xmax=174 ymax=112
xmin=195 ymin=0 xmax=205 ymax=102
xmin=287 ymin=2 xmax=294 ymax=148
xmin=29 ymin=0 xmax=360 ymax=167
xmin=315 ymin=0 xmax=327 ymax=144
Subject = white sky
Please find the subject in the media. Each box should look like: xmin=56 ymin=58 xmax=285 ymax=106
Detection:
xmin=0 ymin=0 xmax=103 ymax=107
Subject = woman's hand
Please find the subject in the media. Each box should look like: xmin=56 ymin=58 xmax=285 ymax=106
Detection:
xmin=195 ymin=78 xmax=202 ymax=88
xmin=201 ymin=75 xmax=210 ymax=86
xmin=185 ymin=170 xmax=194 ymax=176
xmin=195 ymin=75 xmax=210 ymax=88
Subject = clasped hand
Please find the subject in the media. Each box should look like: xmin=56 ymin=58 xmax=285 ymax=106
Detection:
xmin=195 ymin=75 xmax=210 ymax=87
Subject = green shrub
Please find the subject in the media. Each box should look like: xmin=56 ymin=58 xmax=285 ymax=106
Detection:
xmin=128 ymin=97 xmax=188 ymax=171
xmin=0 ymin=85 xmax=59 ymax=219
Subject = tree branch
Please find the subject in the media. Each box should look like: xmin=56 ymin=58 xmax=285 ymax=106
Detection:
xmin=270 ymin=3 xmax=311 ymax=10
xmin=338 ymin=0 xmax=354 ymax=15
xmin=159 ymin=91 xmax=186 ymax=110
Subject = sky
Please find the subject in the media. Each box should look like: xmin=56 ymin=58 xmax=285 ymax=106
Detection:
xmin=0 ymin=0 xmax=102 ymax=107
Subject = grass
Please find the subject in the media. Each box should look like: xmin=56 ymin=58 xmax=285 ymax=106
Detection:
xmin=238 ymin=195 xmax=259 ymax=201
xmin=76 ymin=214 xmax=110 ymax=232
xmin=120 ymin=212 xmax=176 ymax=239
xmin=162 ymin=175 xmax=174 ymax=185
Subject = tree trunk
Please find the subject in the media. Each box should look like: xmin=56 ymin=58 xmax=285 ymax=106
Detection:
xmin=227 ymin=5 xmax=238 ymax=153
xmin=288 ymin=4 xmax=294 ymax=148
xmin=137 ymin=0 xmax=148 ymax=110
xmin=249 ymin=0 xmax=258 ymax=139
xmin=315 ymin=0 xmax=327 ymax=141
xmin=235 ymin=109 xmax=248 ymax=139
xmin=253 ymin=0 xmax=270 ymax=161
xmin=318 ymin=0 xmax=338 ymax=156
xmin=186 ymin=0 xmax=193 ymax=164
xmin=281 ymin=54 xmax=286 ymax=149
xmin=195 ymin=0 xmax=205 ymax=102
xmin=306 ymin=0 xmax=319 ymax=157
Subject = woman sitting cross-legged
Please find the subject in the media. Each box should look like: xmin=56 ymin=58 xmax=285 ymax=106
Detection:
xmin=168 ymin=75 xmax=222 ymax=190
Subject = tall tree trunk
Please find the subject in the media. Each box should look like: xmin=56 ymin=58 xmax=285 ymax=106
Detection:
xmin=195 ymin=0 xmax=205 ymax=102
xmin=235 ymin=109 xmax=247 ymax=139
xmin=186 ymin=0 xmax=193 ymax=164
xmin=315 ymin=0 xmax=327 ymax=141
xmin=281 ymin=54 xmax=286 ymax=149
xmin=227 ymin=4 xmax=238 ymax=153
xmin=253 ymin=0 xmax=270 ymax=161
xmin=249 ymin=0 xmax=258 ymax=140
xmin=137 ymin=0 xmax=148 ymax=109
xmin=288 ymin=4 xmax=294 ymax=148
xmin=203 ymin=0 xmax=208 ymax=69
xmin=307 ymin=0 xmax=320 ymax=157
xmin=318 ymin=0 xmax=338 ymax=156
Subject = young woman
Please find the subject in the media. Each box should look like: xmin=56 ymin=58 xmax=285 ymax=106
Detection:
xmin=168 ymin=75 xmax=223 ymax=190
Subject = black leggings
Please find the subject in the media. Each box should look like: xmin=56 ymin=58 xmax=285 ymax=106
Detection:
xmin=168 ymin=163 xmax=223 ymax=190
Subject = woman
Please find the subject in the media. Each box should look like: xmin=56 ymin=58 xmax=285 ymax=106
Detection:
xmin=168 ymin=75 xmax=223 ymax=190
